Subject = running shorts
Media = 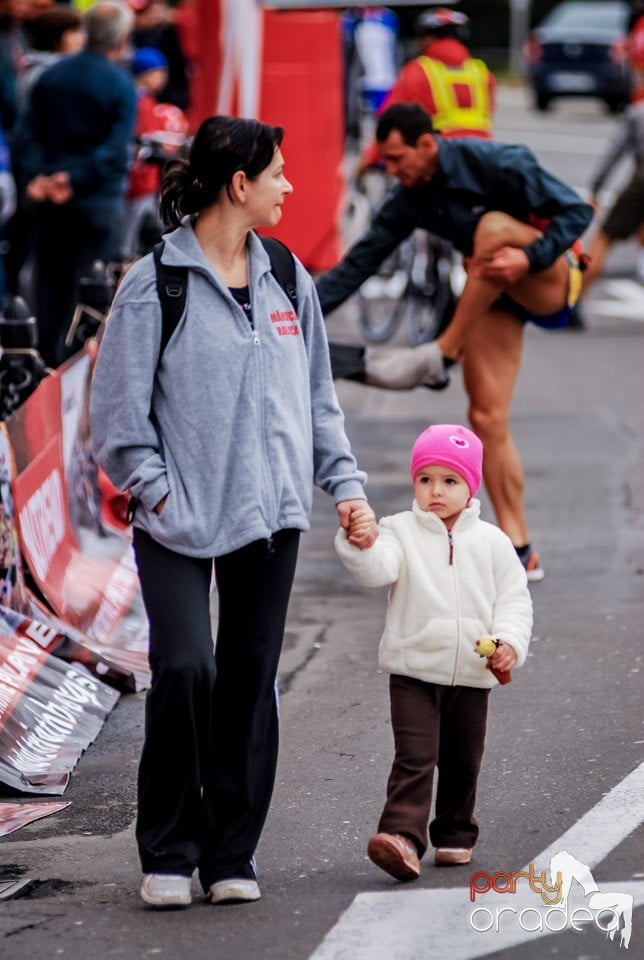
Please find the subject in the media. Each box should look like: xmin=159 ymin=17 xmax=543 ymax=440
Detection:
xmin=495 ymin=248 xmax=583 ymax=330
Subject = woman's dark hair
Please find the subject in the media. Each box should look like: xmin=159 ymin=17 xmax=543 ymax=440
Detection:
xmin=159 ymin=115 xmax=284 ymax=227
xmin=376 ymin=103 xmax=434 ymax=146
xmin=26 ymin=8 xmax=84 ymax=52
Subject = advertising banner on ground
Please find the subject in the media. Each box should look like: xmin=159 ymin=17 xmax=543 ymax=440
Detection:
xmin=5 ymin=368 xmax=150 ymax=690
xmin=0 ymin=799 xmax=71 ymax=836
xmin=0 ymin=631 xmax=119 ymax=795
xmin=0 ymin=603 xmax=137 ymax=694
xmin=7 ymin=366 xmax=148 ymax=689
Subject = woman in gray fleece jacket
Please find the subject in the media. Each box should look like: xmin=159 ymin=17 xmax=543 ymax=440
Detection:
xmin=90 ymin=115 xmax=376 ymax=909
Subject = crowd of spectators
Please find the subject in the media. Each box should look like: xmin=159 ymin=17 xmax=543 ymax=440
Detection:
xmin=0 ymin=0 xmax=194 ymax=368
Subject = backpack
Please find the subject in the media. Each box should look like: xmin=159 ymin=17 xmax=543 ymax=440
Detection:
xmin=152 ymin=234 xmax=299 ymax=359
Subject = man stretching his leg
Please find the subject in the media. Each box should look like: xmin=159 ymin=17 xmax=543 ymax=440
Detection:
xmin=318 ymin=103 xmax=592 ymax=580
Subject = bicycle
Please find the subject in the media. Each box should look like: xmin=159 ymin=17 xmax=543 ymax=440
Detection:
xmin=0 ymin=296 xmax=47 ymax=419
xmin=347 ymin=169 xmax=462 ymax=346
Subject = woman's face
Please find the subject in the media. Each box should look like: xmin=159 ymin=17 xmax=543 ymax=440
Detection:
xmin=59 ymin=27 xmax=86 ymax=54
xmin=246 ymin=148 xmax=293 ymax=227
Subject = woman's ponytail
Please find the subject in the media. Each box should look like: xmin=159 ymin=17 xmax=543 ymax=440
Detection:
xmin=159 ymin=115 xmax=284 ymax=227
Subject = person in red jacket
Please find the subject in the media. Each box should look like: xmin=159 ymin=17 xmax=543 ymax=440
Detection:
xmin=122 ymin=45 xmax=189 ymax=258
xmin=357 ymin=8 xmax=495 ymax=174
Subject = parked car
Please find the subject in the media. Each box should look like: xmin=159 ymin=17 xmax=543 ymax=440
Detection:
xmin=523 ymin=0 xmax=632 ymax=112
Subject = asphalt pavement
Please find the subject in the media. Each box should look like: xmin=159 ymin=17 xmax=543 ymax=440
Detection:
xmin=1 ymin=86 xmax=643 ymax=960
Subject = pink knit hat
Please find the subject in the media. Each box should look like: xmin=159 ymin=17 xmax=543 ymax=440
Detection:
xmin=410 ymin=423 xmax=483 ymax=496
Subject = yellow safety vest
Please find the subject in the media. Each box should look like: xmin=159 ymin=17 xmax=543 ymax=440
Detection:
xmin=417 ymin=56 xmax=492 ymax=136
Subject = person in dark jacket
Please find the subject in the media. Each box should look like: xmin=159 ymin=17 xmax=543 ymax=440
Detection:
xmin=318 ymin=103 xmax=593 ymax=583
xmin=12 ymin=0 xmax=136 ymax=367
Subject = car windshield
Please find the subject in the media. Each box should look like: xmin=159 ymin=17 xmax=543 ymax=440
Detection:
xmin=540 ymin=1 xmax=627 ymax=31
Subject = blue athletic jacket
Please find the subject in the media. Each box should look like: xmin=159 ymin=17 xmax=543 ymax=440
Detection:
xmin=317 ymin=137 xmax=593 ymax=315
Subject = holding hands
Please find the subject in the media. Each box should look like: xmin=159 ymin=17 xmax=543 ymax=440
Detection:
xmin=26 ymin=171 xmax=73 ymax=205
xmin=336 ymin=500 xmax=379 ymax=550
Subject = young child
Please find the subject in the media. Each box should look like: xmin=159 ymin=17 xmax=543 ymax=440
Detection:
xmin=335 ymin=423 xmax=533 ymax=880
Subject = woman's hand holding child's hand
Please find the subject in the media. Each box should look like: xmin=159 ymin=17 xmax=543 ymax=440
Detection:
xmin=347 ymin=504 xmax=378 ymax=549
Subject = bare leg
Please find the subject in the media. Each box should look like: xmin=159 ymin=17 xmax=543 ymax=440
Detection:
xmin=438 ymin=212 xmax=570 ymax=360
xmin=461 ymin=307 xmax=528 ymax=546
xmin=581 ymin=230 xmax=612 ymax=295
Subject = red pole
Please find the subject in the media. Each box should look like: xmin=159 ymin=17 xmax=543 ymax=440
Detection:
xmin=188 ymin=0 xmax=220 ymax=128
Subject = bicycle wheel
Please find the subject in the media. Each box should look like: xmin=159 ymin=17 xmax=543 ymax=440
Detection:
xmin=401 ymin=287 xmax=456 ymax=346
xmin=404 ymin=236 xmax=457 ymax=346
xmin=357 ymin=239 xmax=413 ymax=343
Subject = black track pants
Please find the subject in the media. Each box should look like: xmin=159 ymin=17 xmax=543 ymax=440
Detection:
xmin=133 ymin=527 xmax=300 ymax=890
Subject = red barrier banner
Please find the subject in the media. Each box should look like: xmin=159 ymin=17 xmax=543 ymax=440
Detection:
xmin=60 ymin=351 xmax=105 ymax=540
xmin=5 ymin=365 xmax=150 ymax=690
xmin=0 ymin=603 xmax=137 ymax=694
xmin=0 ymin=799 xmax=71 ymax=836
xmin=0 ymin=425 xmax=29 ymax=613
xmin=0 ymin=631 xmax=119 ymax=794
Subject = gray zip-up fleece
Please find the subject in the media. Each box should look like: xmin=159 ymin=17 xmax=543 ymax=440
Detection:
xmin=90 ymin=222 xmax=367 ymax=558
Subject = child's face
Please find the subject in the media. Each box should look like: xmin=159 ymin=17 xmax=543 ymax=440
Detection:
xmin=413 ymin=464 xmax=471 ymax=528
xmin=138 ymin=67 xmax=168 ymax=94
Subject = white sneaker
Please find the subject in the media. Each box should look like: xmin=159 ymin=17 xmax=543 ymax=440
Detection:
xmin=209 ymin=878 xmax=261 ymax=904
xmin=417 ymin=341 xmax=451 ymax=390
xmin=140 ymin=873 xmax=192 ymax=907
xmin=364 ymin=342 xmax=450 ymax=391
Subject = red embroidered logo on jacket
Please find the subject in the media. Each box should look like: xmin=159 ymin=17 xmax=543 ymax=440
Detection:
xmin=270 ymin=309 xmax=299 ymax=336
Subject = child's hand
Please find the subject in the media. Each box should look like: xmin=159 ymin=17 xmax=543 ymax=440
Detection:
xmin=347 ymin=504 xmax=378 ymax=550
xmin=488 ymin=641 xmax=517 ymax=673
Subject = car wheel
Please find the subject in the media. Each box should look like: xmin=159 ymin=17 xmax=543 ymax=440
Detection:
xmin=535 ymin=91 xmax=551 ymax=111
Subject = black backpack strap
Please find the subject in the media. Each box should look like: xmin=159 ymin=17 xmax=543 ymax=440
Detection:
xmin=152 ymin=237 xmax=296 ymax=362
xmin=259 ymin=235 xmax=298 ymax=313
xmin=152 ymin=241 xmax=188 ymax=358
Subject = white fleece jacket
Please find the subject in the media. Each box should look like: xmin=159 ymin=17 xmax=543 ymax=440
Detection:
xmin=335 ymin=499 xmax=533 ymax=688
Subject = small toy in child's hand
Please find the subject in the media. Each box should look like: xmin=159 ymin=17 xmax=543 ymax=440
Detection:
xmin=474 ymin=634 xmax=512 ymax=685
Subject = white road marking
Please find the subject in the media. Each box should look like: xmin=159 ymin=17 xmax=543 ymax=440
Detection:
xmin=529 ymin=761 xmax=644 ymax=873
xmin=599 ymin=279 xmax=644 ymax=300
xmin=591 ymin=279 xmax=644 ymax=321
xmin=308 ymin=762 xmax=644 ymax=960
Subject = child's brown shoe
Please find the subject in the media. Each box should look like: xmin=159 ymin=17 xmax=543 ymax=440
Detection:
xmin=367 ymin=832 xmax=421 ymax=881
xmin=434 ymin=847 xmax=472 ymax=866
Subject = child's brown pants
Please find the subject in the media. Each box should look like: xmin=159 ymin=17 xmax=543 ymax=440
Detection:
xmin=377 ymin=674 xmax=490 ymax=857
